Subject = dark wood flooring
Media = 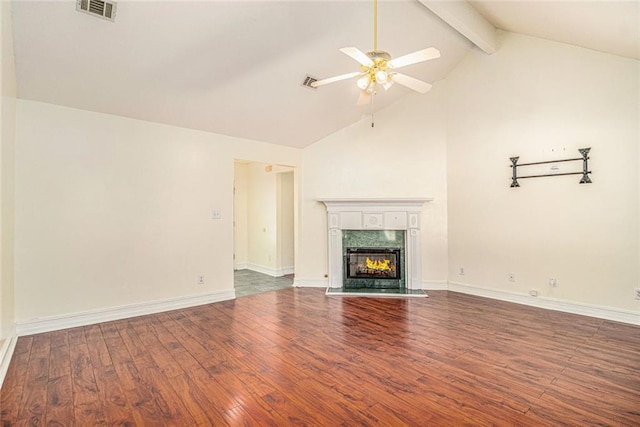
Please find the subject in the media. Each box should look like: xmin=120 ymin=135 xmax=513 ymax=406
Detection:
xmin=1 ymin=289 xmax=639 ymax=426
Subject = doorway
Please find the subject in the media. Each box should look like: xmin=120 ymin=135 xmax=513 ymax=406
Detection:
xmin=233 ymin=161 xmax=295 ymax=296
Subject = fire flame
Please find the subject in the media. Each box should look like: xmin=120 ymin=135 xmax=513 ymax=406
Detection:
xmin=365 ymin=257 xmax=391 ymax=272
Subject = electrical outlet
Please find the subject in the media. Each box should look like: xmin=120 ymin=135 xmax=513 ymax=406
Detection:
xmin=198 ymin=275 xmax=205 ymax=285
xmin=549 ymin=277 xmax=557 ymax=287
xmin=529 ymin=289 xmax=538 ymax=297
xmin=508 ymin=273 xmax=515 ymax=282
xmin=635 ymin=288 xmax=640 ymax=300
xmin=459 ymin=267 xmax=465 ymax=275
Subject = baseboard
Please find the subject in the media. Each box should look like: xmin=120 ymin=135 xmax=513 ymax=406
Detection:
xmin=279 ymin=266 xmax=295 ymax=276
xmin=16 ymin=290 xmax=236 ymax=336
xmin=234 ymin=262 xmax=248 ymax=270
xmin=420 ymin=280 xmax=448 ymax=290
xmin=0 ymin=329 xmax=18 ymax=390
xmin=245 ymin=263 xmax=293 ymax=277
xmin=293 ymin=277 xmax=328 ymax=288
xmin=448 ymin=281 xmax=640 ymax=325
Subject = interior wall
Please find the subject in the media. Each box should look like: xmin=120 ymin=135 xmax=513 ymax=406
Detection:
xmin=14 ymin=100 xmax=300 ymax=323
xmin=0 ymin=0 xmax=17 ymax=344
xmin=277 ymin=171 xmax=294 ymax=274
xmin=241 ymin=163 xmax=295 ymax=277
xmin=297 ymin=85 xmax=449 ymax=287
xmin=246 ymin=163 xmax=277 ymax=273
xmin=446 ymin=31 xmax=640 ymax=311
xmin=233 ymin=162 xmax=248 ymax=269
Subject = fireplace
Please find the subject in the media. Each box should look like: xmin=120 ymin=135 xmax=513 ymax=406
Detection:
xmin=318 ymin=198 xmax=432 ymax=292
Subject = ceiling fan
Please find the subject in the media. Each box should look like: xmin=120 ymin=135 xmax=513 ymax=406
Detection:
xmin=311 ymin=0 xmax=440 ymax=105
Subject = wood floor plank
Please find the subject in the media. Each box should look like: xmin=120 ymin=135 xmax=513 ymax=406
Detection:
xmin=93 ymin=364 xmax=137 ymax=426
xmin=166 ymin=373 xmax=230 ymax=426
xmin=15 ymin=352 xmax=49 ymax=425
xmin=134 ymin=365 xmax=197 ymax=426
xmin=84 ymin=324 xmax=113 ymax=368
xmin=69 ymin=343 xmax=106 ymax=425
xmin=0 ymin=350 xmax=31 ymax=424
xmin=48 ymin=344 xmax=71 ymax=380
xmin=1 ymin=289 xmax=639 ymax=425
xmin=45 ymin=374 xmax=74 ymax=426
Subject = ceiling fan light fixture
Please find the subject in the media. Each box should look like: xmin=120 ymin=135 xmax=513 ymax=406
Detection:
xmin=374 ymin=70 xmax=388 ymax=83
xmin=357 ymin=75 xmax=371 ymax=90
xmin=310 ymin=0 xmax=439 ymax=106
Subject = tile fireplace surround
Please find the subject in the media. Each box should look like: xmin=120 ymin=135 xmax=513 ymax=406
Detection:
xmin=319 ymin=198 xmax=432 ymax=291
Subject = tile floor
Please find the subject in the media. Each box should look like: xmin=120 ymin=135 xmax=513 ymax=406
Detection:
xmin=234 ymin=269 xmax=294 ymax=297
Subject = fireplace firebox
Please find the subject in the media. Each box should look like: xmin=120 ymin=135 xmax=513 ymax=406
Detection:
xmin=346 ymin=247 xmax=401 ymax=280
xmin=343 ymin=242 xmax=404 ymax=290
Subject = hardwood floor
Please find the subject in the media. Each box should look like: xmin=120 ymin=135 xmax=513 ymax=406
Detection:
xmin=1 ymin=289 xmax=639 ymax=426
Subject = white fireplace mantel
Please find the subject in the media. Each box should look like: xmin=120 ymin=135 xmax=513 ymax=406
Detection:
xmin=318 ymin=198 xmax=433 ymax=289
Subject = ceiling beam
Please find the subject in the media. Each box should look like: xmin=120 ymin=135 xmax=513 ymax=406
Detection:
xmin=418 ymin=0 xmax=497 ymax=55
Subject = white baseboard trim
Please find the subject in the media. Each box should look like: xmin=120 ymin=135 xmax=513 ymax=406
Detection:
xmin=234 ymin=262 xmax=248 ymax=270
xmin=245 ymin=263 xmax=294 ymax=277
xmin=279 ymin=266 xmax=295 ymax=276
xmin=0 ymin=329 xmax=18 ymax=390
xmin=448 ymin=281 xmax=640 ymax=325
xmin=16 ymin=290 xmax=236 ymax=336
xmin=293 ymin=277 xmax=328 ymax=288
xmin=419 ymin=280 xmax=448 ymax=290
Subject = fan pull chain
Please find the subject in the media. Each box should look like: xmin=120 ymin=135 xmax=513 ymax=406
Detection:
xmin=371 ymin=90 xmax=375 ymax=128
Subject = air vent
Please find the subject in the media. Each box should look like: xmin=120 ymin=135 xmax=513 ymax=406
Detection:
xmin=301 ymin=75 xmax=318 ymax=89
xmin=76 ymin=0 xmax=117 ymax=22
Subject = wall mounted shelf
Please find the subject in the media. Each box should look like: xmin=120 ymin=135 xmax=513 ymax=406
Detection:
xmin=510 ymin=148 xmax=592 ymax=188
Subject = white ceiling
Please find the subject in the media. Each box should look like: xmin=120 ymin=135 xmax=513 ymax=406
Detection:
xmin=10 ymin=1 xmax=639 ymax=148
xmin=469 ymin=1 xmax=640 ymax=60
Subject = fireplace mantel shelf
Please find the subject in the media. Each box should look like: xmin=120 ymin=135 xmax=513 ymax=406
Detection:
xmin=318 ymin=198 xmax=433 ymax=209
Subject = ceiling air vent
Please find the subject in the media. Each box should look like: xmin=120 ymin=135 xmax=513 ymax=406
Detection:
xmin=301 ymin=75 xmax=318 ymax=89
xmin=76 ymin=0 xmax=117 ymax=22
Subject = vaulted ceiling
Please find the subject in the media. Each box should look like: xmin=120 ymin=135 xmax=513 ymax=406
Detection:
xmin=10 ymin=1 xmax=639 ymax=148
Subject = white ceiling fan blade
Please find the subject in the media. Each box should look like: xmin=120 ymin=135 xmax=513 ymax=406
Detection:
xmin=390 ymin=73 xmax=433 ymax=93
xmin=357 ymin=90 xmax=372 ymax=106
xmin=339 ymin=47 xmax=374 ymax=67
xmin=310 ymin=71 xmax=361 ymax=88
xmin=387 ymin=47 xmax=440 ymax=69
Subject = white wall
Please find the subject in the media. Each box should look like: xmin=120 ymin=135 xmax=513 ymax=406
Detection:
xmin=14 ymin=101 xmax=300 ymax=324
xmin=246 ymin=163 xmax=277 ymax=272
xmin=233 ymin=162 xmax=248 ymax=268
xmin=446 ymin=32 xmax=640 ymax=312
xmin=297 ymin=85 xmax=449 ymax=287
xmin=240 ymin=163 xmax=295 ymax=277
xmin=277 ymin=171 xmax=294 ymax=273
xmin=1 ymin=0 xmax=17 ymax=346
